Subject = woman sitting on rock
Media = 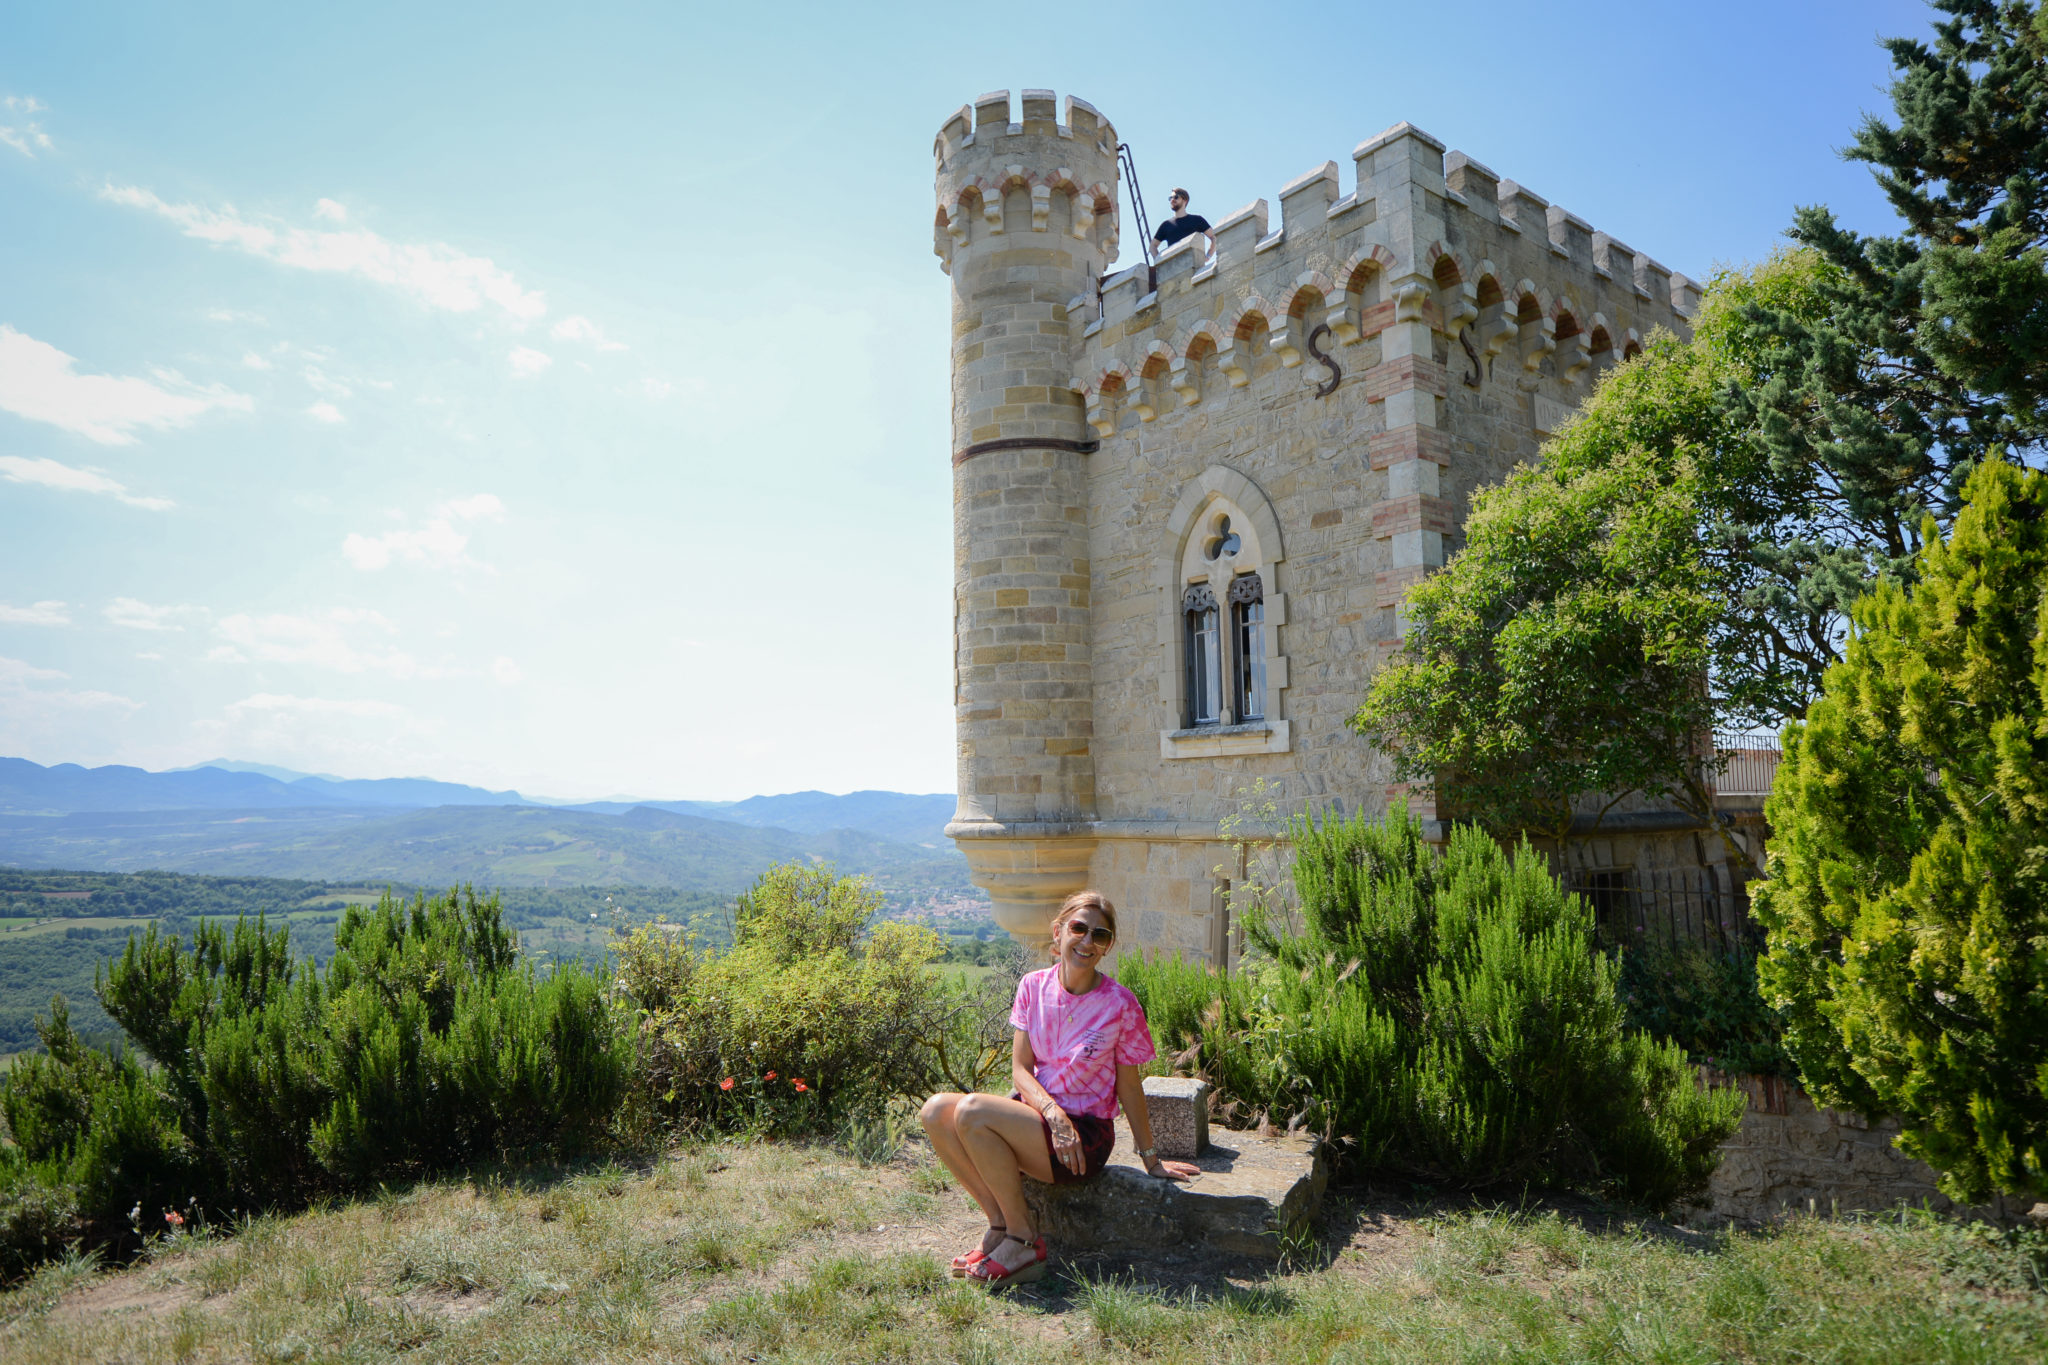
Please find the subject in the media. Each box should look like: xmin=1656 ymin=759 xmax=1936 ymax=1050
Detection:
xmin=919 ymin=890 xmax=1201 ymax=1286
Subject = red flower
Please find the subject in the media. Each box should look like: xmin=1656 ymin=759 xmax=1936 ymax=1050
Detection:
xmin=164 ymin=1210 xmax=185 ymax=1228
xmin=764 ymin=1071 xmax=777 ymax=1081
xmin=719 ymin=1077 xmax=735 ymax=1091
xmin=793 ymin=1079 xmax=809 ymax=1093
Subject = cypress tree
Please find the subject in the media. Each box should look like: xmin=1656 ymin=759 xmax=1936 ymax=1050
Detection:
xmin=1754 ymin=460 xmax=2048 ymax=1201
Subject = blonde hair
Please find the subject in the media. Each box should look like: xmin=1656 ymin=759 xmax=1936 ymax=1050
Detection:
xmin=1048 ymin=890 xmax=1118 ymax=960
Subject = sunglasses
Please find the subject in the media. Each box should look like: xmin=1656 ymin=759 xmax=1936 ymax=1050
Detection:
xmin=1065 ymin=922 xmax=1114 ymax=946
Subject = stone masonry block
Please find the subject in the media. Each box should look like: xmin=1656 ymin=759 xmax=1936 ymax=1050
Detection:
xmin=1143 ymin=1076 xmax=1211 ymax=1158
xmin=1024 ymin=1117 xmax=1325 ymax=1261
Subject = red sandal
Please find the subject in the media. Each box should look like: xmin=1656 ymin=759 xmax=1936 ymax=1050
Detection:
xmin=966 ymin=1233 xmax=1048 ymax=1287
xmin=950 ymin=1224 xmax=1005 ymax=1277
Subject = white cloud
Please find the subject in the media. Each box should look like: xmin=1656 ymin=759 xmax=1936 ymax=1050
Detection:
xmin=0 ymin=456 xmax=174 ymax=511
xmin=492 ymin=656 xmax=523 ymax=686
xmin=214 ymin=607 xmax=428 ymax=677
xmin=102 ymin=184 xmax=548 ymax=321
xmin=0 ymin=655 xmax=66 ymax=683
xmin=313 ymin=198 xmax=348 ymax=222
xmin=551 ymin=315 xmax=626 ymax=351
xmin=303 ymin=366 xmax=351 ymax=397
xmin=0 ymin=325 xmax=253 ymax=445
xmin=0 ymin=601 xmax=70 ymax=626
xmin=640 ymin=377 xmax=676 ymax=401
xmin=508 ymin=346 xmax=552 ymax=377
xmin=227 ymin=692 xmax=407 ymax=720
xmin=341 ymin=494 xmax=502 ymax=572
xmin=441 ymin=493 xmax=504 ymax=520
xmin=105 ymin=598 xmax=199 ymax=631
xmin=206 ymin=308 xmax=266 ymax=324
xmin=0 ymin=96 xmax=52 ymax=158
xmin=0 ymin=654 xmax=141 ymax=734
xmin=307 ymin=401 xmax=345 ymax=424
xmin=241 ymin=350 xmax=273 ymax=370
xmin=195 ymin=692 xmax=431 ymax=772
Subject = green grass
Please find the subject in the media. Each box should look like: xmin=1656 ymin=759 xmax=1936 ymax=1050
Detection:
xmin=2 ymin=1139 xmax=2040 ymax=1364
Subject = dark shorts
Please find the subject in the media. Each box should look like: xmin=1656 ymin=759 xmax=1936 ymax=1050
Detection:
xmin=1024 ymin=1100 xmax=1116 ymax=1184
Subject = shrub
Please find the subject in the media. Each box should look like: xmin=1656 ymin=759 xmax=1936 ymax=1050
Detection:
xmin=1755 ymin=459 xmax=2048 ymax=1202
xmin=1617 ymin=940 xmax=1792 ymax=1080
xmin=0 ymin=888 xmax=630 ymax=1274
xmin=616 ymin=863 xmax=1013 ymax=1137
xmin=1121 ymin=808 xmax=1745 ymax=1210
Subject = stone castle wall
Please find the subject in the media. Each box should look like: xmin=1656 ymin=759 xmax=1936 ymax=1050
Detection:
xmin=1691 ymin=1073 xmax=2031 ymax=1230
xmin=936 ymin=92 xmax=1701 ymax=955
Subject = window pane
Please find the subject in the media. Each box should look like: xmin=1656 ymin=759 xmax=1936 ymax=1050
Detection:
xmin=1186 ymin=606 xmax=1221 ymax=725
xmin=1234 ymin=600 xmax=1265 ymax=721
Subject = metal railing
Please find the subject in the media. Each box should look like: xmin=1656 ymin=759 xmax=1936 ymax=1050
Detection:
xmin=1712 ymin=730 xmax=1782 ymax=798
xmin=1562 ymin=864 xmax=1761 ymax=957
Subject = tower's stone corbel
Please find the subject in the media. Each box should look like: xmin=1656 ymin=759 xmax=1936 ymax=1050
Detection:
xmin=1168 ymin=353 xmax=1201 ymax=407
xmin=1440 ymin=280 xmax=1478 ymax=336
xmin=1521 ymin=315 xmax=1557 ymax=371
xmin=1477 ymin=303 xmax=1517 ymax=358
xmin=1394 ymin=282 xmax=1432 ymax=325
xmin=1216 ymin=338 xmax=1251 ymax=388
xmin=1268 ymin=323 xmax=1304 ymax=368
xmin=1031 ymin=183 xmax=1052 ymax=232
xmin=1085 ymin=388 xmax=1115 ymax=437
xmin=1556 ymin=329 xmax=1591 ymax=383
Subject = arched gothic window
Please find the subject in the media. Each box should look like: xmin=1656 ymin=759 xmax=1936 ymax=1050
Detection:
xmin=1159 ymin=466 xmax=1291 ymax=758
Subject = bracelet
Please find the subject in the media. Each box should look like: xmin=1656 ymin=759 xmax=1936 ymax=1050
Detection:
xmin=1136 ymin=1146 xmax=1158 ymax=1161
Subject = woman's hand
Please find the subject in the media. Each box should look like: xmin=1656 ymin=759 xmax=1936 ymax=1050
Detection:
xmin=1143 ymin=1156 xmax=1201 ymax=1182
xmin=1043 ymin=1103 xmax=1087 ymax=1175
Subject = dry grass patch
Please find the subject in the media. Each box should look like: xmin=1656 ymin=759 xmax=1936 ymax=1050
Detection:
xmin=3 ymin=1139 xmax=2043 ymax=1364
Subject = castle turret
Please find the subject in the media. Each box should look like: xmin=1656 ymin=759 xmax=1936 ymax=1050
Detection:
xmin=934 ymin=91 xmax=1120 ymax=941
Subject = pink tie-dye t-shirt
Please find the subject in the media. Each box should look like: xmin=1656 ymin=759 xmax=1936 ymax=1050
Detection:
xmin=1010 ymin=968 xmax=1157 ymax=1121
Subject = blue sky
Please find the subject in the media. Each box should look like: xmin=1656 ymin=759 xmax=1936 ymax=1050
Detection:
xmin=0 ymin=0 xmax=1935 ymax=800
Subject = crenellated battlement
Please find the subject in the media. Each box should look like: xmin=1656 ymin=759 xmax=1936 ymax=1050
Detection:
xmin=1067 ymin=121 xmax=1696 ymax=431
xmin=932 ymin=90 xmax=1122 ymax=277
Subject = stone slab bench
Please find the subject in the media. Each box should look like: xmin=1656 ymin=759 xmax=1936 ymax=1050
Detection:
xmin=1021 ymin=1079 xmax=1326 ymax=1261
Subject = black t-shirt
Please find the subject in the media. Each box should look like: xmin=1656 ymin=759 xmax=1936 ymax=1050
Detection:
xmin=1153 ymin=214 xmax=1212 ymax=247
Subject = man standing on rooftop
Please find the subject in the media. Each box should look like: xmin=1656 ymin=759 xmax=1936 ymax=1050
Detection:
xmin=1152 ymin=188 xmax=1212 ymax=255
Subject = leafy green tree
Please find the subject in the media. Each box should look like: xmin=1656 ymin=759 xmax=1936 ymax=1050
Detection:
xmin=1352 ymin=346 xmax=1725 ymax=846
xmin=1753 ymin=460 xmax=2048 ymax=1201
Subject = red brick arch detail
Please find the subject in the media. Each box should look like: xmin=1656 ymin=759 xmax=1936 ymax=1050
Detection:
xmin=1175 ymin=321 xmax=1223 ymax=363
xmin=1277 ymin=271 xmax=1337 ymax=320
xmin=1226 ymin=295 xmax=1277 ymax=341
xmin=1425 ymin=243 xmax=1466 ymax=288
xmin=1336 ymin=244 xmax=1397 ymax=296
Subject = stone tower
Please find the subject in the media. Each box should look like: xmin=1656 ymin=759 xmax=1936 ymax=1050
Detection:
xmin=933 ymin=91 xmax=1121 ymax=940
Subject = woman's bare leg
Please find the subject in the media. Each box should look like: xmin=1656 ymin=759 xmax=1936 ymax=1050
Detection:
xmin=919 ymin=1093 xmax=1004 ymax=1233
xmin=952 ymin=1093 xmax=1058 ymax=1274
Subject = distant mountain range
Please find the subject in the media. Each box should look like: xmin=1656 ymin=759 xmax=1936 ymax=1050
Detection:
xmin=0 ymin=758 xmax=969 ymax=900
xmin=0 ymin=758 xmax=954 ymax=842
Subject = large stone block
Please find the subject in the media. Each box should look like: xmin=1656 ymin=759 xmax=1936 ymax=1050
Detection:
xmin=1142 ymin=1076 xmax=1210 ymax=1158
xmin=1022 ymin=1117 xmax=1325 ymax=1260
